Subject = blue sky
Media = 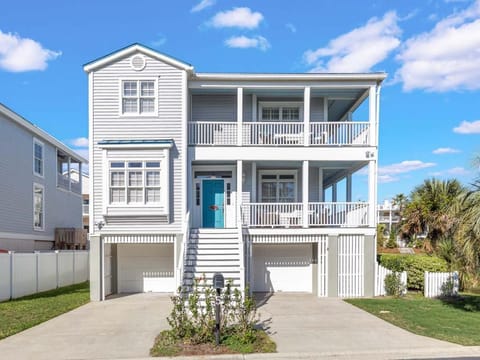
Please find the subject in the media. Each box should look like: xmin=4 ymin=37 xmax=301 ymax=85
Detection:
xmin=1 ymin=0 xmax=480 ymax=202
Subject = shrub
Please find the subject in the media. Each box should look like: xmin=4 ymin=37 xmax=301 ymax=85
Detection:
xmin=386 ymin=230 xmax=397 ymax=249
xmin=384 ymin=272 xmax=406 ymax=297
xmin=378 ymin=254 xmax=448 ymax=291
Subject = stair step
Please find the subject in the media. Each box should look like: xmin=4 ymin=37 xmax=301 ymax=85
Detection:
xmin=187 ymin=244 xmax=239 ymax=250
xmin=187 ymin=248 xmax=239 ymax=255
xmin=190 ymin=228 xmax=238 ymax=234
xmin=189 ymin=234 xmax=238 ymax=240
xmin=186 ymin=254 xmax=239 ymax=260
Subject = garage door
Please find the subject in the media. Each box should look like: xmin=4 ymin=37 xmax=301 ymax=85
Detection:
xmin=253 ymin=244 xmax=312 ymax=292
xmin=117 ymin=244 xmax=175 ymax=293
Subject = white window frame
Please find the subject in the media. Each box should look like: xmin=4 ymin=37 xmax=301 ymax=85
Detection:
xmin=33 ymin=183 xmax=45 ymax=231
xmin=258 ymin=169 xmax=298 ymax=202
xmin=118 ymin=78 xmax=158 ymax=116
xmin=33 ymin=138 xmax=44 ymax=178
xmin=258 ymin=102 xmax=303 ymax=122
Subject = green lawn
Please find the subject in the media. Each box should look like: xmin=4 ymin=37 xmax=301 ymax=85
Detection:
xmin=346 ymin=293 xmax=480 ymax=346
xmin=0 ymin=282 xmax=89 ymax=340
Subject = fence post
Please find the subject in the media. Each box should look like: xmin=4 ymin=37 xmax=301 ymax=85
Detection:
xmin=9 ymin=251 xmax=14 ymax=300
xmin=55 ymin=250 xmax=59 ymax=288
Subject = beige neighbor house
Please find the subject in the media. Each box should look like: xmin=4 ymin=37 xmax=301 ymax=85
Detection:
xmin=85 ymin=44 xmax=385 ymax=300
xmin=0 ymin=103 xmax=87 ymax=251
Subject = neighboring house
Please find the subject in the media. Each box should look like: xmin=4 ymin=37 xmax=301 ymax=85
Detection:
xmin=68 ymin=169 xmax=90 ymax=231
xmin=0 ymin=103 xmax=87 ymax=251
xmin=85 ymin=44 xmax=385 ymax=300
xmin=377 ymin=200 xmax=401 ymax=234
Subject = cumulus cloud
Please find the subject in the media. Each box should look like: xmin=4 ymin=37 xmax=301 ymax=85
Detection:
xmin=70 ymin=137 xmax=89 ymax=148
xmin=453 ymin=120 xmax=480 ymax=134
xmin=225 ymin=35 xmax=270 ymax=51
xmin=432 ymin=147 xmax=461 ymax=154
xmin=304 ymin=11 xmax=401 ymax=72
xmin=209 ymin=7 xmax=264 ymax=29
xmin=430 ymin=167 xmax=471 ymax=176
xmin=191 ymin=0 xmax=215 ymax=12
xmin=379 ymin=160 xmax=436 ymax=175
xmin=0 ymin=30 xmax=61 ymax=72
xmin=395 ymin=0 xmax=480 ymax=91
xmin=378 ymin=174 xmax=400 ymax=183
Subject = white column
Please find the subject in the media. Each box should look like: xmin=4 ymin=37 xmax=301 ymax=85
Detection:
xmin=304 ymin=87 xmax=311 ymax=146
xmin=369 ymin=86 xmax=376 ymax=147
xmin=237 ymin=87 xmax=243 ymax=146
xmin=368 ymin=160 xmax=376 ymax=227
xmin=237 ymin=160 xmax=243 ymax=222
xmin=332 ymin=183 xmax=337 ymax=202
xmin=346 ymin=174 xmax=352 ymax=202
xmin=251 ymin=162 xmax=257 ymax=202
xmin=318 ymin=168 xmax=324 ymax=202
xmin=302 ymin=160 xmax=309 ymax=227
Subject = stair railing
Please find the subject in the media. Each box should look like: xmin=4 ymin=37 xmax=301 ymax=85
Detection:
xmin=237 ymin=207 xmax=245 ymax=293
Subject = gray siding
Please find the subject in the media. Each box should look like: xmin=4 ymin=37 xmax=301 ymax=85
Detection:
xmin=91 ymin=53 xmax=185 ymax=233
xmin=311 ymin=97 xmax=325 ymax=122
xmin=0 ymin=114 xmax=82 ymax=242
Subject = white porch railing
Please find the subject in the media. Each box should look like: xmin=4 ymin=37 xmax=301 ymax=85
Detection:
xmin=188 ymin=121 xmax=371 ymax=146
xmin=310 ymin=122 xmax=370 ymax=146
xmin=241 ymin=202 xmax=369 ymax=227
xmin=188 ymin=121 xmax=237 ymax=145
xmin=242 ymin=122 xmax=305 ymax=146
xmin=308 ymin=202 xmax=369 ymax=227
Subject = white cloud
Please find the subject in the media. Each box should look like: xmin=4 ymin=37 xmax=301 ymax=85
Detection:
xmin=286 ymin=23 xmax=297 ymax=33
xmin=304 ymin=11 xmax=401 ymax=72
xmin=395 ymin=0 xmax=480 ymax=91
xmin=209 ymin=7 xmax=264 ymax=29
xmin=379 ymin=160 xmax=436 ymax=175
xmin=378 ymin=174 xmax=400 ymax=183
xmin=151 ymin=34 xmax=167 ymax=47
xmin=191 ymin=0 xmax=215 ymax=12
xmin=432 ymin=147 xmax=461 ymax=154
xmin=225 ymin=35 xmax=270 ymax=51
xmin=430 ymin=167 xmax=471 ymax=176
xmin=70 ymin=137 xmax=89 ymax=148
xmin=453 ymin=120 xmax=480 ymax=134
xmin=0 ymin=30 xmax=61 ymax=72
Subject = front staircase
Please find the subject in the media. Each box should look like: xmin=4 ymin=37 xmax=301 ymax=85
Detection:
xmin=182 ymin=228 xmax=244 ymax=292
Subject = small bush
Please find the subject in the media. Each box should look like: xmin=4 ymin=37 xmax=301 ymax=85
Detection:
xmin=386 ymin=230 xmax=397 ymax=249
xmin=384 ymin=272 xmax=405 ymax=297
xmin=378 ymin=254 xmax=448 ymax=291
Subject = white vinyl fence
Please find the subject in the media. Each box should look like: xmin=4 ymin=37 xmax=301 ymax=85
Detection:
xmin=0 ymin=250 xmax=89 ymax=302
xmin=375 ymin=263 xmax=407 ymax=296
xmin=424 ymin=271 xmax=459 ymax=298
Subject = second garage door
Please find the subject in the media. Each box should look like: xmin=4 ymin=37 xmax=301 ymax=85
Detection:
xmin=253 ymin=244 xmax=313 ymax=292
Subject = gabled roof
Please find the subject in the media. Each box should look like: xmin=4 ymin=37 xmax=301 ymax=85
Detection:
xmin=83 ymin=43 xmax=194 ymax=73
xmin=0 ymin=103 xmax=88 ymax=164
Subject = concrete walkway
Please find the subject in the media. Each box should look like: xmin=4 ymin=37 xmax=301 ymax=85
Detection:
xmin=0 ymin=293 xmax=171 ymax=360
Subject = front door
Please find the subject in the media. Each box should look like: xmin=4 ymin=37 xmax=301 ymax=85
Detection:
xmin=202 ymin=179 xmax=225 ymax=228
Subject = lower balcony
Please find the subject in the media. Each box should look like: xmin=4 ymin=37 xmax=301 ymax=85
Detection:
xmin=241 ymin=202 xmax=369 ymax=228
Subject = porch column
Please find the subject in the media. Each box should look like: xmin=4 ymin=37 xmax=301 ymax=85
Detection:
xmin=304 ymin=87 xmax=311 ymax=146
xmin=368 ymin=160 xmax=377 ymax=227
xmin=346 ymin=174 xmax=352 ymax=202
xmin=237 ymin=160 xmax=243 ymax=223
xmin=332 ymin=183 xmax=337 ymax=202
xmin=318 ymin=168 xmax=324 ymax=202
xmin=302 ymin=160 xmax=309 ymax=227
xmin=369 ymin=85 xmax=376 ymax=147
xmin=89 ymin=234 xmax=102 ymax=301
xmin=251 ymin=162 xmax=257 ymax=202
xmin=237 ymin=87 xmax=243 ymax=146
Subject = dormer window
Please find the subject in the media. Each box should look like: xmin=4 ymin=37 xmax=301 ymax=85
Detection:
xmin=121 ymin=79 xmax=156 ymax=115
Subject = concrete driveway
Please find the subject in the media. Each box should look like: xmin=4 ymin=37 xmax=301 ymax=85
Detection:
xmin=0 ymin=293 xmax=171 ymax=360
xmin=255 ymin=293 xmax=465 ymax=356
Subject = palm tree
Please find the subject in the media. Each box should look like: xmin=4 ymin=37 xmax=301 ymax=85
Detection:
xmin=392 ymin=193 xmax=408 ymax=214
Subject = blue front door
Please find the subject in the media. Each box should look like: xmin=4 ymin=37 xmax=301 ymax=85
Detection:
xmin=202 ymin=179 xmax=225 ymax=228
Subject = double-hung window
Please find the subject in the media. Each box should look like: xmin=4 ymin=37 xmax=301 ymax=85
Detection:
xmin=109 ymin=161 xmax=162 ymax=205
xmin=260 ymin=171 xmax=297 ymax=203
xmin=33 ymin=183 xmax=44 ymax=230
xmin=121 ymin=80 xmax=156 ymax=115
xmin=33 ymin=138 xmax=44 ymax=177
xmin=260 ymin=102 xmax=302 ymax=121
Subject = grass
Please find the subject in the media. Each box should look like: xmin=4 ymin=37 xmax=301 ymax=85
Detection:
xmin=150 ymin=329 xmax=276 ymax=357
xmin=0 ymin=281 xmax=90 ymax=340
xmin=346 ymin=293 xmax=480 ymax=346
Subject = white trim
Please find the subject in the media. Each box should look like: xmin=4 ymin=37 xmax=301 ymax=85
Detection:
xmin=89 ymin=72 xmax=95 ymax=234
xmin=98 ymin=142 xmax=173 ymax=149
xmin=33 ymin=138 xmax=44 ymax=178
xmin=181 ymin=70 xmax=188 ymax=228
xmin=33 ymin=183 xmax=45 ymax=232
xmin=194 ymin=73 xmax=387 ymax=81
xmin=0 ymin=231 xmax=53 ymax=241
xmin=118 ymin=78 xmax=158 ymax=117
xmin=258 ymin=101 xmax=303 ymax=121
xmin=83 ymin=44 xmax=194 ymax=73
xmin=0 ymin=104 xmax=87 ymax=164
xmin=130 ymin=54 xmax=146 ymax=71
xmin=258 ymin=169 xmax=298 ymax=202
xmin=245 ymin=227 xmax=376 ymax=236
xmin=103 ymin=233 xmax=176 ymax=244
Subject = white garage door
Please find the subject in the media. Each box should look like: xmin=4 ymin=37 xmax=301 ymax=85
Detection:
xmin=253 ymin=244 xmax=312 ymax=292
xmin=117 ymin=244 xmax=175 ymax=293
